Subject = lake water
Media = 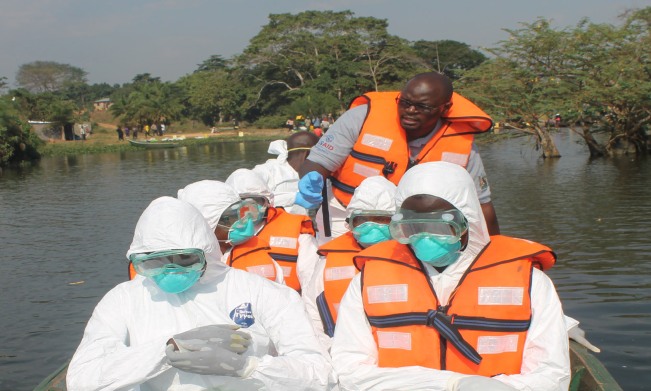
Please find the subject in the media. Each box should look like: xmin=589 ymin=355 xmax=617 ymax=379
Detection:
xmin=1 ymin=132 xmax=649 ymax=390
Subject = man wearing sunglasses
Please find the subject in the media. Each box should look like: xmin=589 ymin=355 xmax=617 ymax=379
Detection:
xmin=302 ymin=176 xmax=397 ymax=351
xmin=226 ymin=169 xmax=318 ymax=292
xmin=178 ymin=180 xmax=286 ymax=284
xmin=67 ymin=197 xmax=332 ymax=390
xmin=297 ymin=72 xmax=499 ymax=243
xmin=331 ymin=162 xmax=570 ymax=391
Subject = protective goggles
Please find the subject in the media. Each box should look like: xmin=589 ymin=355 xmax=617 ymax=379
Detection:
xmin=218 ymin=199 xmax=263 ymax=228
xmin=129 ymin=248 xmax=206 ymax=277
xmin=389 ymin=209 xmax=468 ymax=244
xmin=240 ymin=194 xmax=272 ymax=210
xmin=346 ymin=210 xmax=394 ymax=228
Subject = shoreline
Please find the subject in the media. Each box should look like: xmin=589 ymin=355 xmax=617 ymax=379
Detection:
xmin=38 ymin=128 xmax=292 ymax=157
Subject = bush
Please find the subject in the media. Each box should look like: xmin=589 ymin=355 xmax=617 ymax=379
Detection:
xmin=252 ymin=115 xmax=286 ymax=129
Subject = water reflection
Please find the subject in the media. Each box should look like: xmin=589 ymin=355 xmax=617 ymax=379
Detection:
xmin=0 ymin=135 xmax=649 ymax=390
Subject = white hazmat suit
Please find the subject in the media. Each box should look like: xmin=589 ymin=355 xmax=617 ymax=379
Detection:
xmin=331 ymin=162 xmax=570 ymax=391
xmin=302 ymin=176 xmax=397 ymax=352
xmin=177 ymin=180 xmax=285 ymax=284
xmin=226 ymin=169 xmax=320 ymax=290
xmin=252 ymin=140 xmax=300 ymax=208
xmin=66 ymin=197 xmax=332 ymax=391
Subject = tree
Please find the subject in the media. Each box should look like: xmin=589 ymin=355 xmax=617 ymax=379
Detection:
xmin=236 ymin=11 xmax=424 ymax=118
xmin=562 ymin=9 xmax=651 ymax=156
xmin=0 ymin=77 xmax=8 ymax=94
xmin=0 ymin=97 xmax=42 ymax=165
xmin=110 ymin=80 xmax=183 ymax=128
xmin=178 ymin=68 xmax=246 ymax=125
xmin=412 ymin=40 xmax=488 ymax=79
xmin=460 ymin=10 xmax=651 ymax=158
xmin=16 ymin=61 xmax=87 ymax=93
xmin=459 ymin=19 xmax=567 ymax=158
xmin=195 ymin=55 xmax=231 ymax=73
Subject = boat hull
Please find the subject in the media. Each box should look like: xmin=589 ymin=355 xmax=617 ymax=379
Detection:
xmin=128 ymin=139 xmax=179 ymax=149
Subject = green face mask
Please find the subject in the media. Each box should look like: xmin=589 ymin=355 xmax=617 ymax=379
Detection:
xmin=227 ymin=216 xmax=255 ymax=245
xmin=129 ymin=248 xmax=207 ymax=293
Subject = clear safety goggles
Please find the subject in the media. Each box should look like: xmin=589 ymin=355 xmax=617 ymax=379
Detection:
xmin=129 ymin=248 xmax=206 ymax=277
xmin=240 ymin=193 xmax=272 ymax=211
xmin=346 ymin=210 xmax=394 ymax=229
xmin=218 ymin=199 xmax=264 ymax=228
xmin=389 ymin=209 xmax=468 ymax=244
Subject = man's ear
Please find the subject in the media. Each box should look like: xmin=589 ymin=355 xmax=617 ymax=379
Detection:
xmin=442 ymin=101 xmax=453 ymax=115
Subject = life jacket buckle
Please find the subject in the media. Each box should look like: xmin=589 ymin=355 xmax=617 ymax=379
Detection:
xmin=382 ymin=161 xmax=397 ymax=176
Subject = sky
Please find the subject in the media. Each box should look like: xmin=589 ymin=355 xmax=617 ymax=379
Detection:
xmin=0 ymin=0 xmax=648 ymax=87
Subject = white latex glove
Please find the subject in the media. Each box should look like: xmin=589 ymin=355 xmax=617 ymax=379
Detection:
xmin=448 ymin=375 xmax=518 ymax=391
xmin=568 ymin=324 xmax=601 ymax=353
xmin=171 ymin=324 xmax=251 ymax=354
xmin=166 ymin=344 xmax=257 ymax=377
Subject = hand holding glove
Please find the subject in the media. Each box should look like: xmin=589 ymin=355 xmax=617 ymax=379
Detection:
xmin=166 ymin=344 xmax=256 ymax=377
xmin=294 ymin=171 xmax=324 ymax=210
xmin=170 ymin=324 xmax=251 ymax=354
xmin=166 ymin=324 xmax=257 ymax=377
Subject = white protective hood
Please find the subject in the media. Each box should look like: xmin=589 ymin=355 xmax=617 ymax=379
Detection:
xmin=177 ymin=180 xmax=241 ymax=230
xmin=126 ymin=196 xmax=223 ymax=266
xmin=346 ymin=175 xmax=397 ymax=218
xmin=226 ymin=168 xmax=274 ymax=205
xmin=267 ymin=139 xmax=288 ymax=163
xmin=395 ymin=161 xmax=490 ymax=271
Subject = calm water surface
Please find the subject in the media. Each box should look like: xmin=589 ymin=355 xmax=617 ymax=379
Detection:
xmin=0 ymin=133 xmax=649 ymax=390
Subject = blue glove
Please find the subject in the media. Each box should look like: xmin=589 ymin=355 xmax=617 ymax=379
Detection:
xmin=295 ymin=171 xmax=324 ymax=209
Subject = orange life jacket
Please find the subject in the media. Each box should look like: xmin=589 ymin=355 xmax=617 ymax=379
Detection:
xmin=355 ymin=235 xmax=555 ymax=376
xmin=330 ymin=92 xmax=493 ymax=206
xmin=128 ymin=262 xmax=136 ymax=280
xmin=226 ymin=236 xmax=278 ymax=281
xmin=256 ymin=207 xmax=315 ymax=291
xmin=315 ymin=232 xmax=363 ymax=337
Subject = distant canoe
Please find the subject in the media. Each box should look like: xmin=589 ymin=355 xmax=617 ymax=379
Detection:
xmin=128 ymin=139 xmax=179 ymax=149
xmin=34 ymin=342 xmax=622 ymax=390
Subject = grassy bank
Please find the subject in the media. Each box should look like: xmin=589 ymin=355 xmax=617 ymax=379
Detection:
xmin=39 ymin=125 xmax=291 ymax=157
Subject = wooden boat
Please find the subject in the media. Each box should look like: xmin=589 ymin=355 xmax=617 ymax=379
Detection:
xmin=128 ymin=139 xmax=179 ymax=149
xmin=34 ymin=342 xmax=622 ymax=391
xmin=569 ymin=341 xmax=622 ymax=391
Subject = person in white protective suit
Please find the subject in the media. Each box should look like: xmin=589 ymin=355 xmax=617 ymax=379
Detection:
xmin=226 ymin=169 xmax=320 ymax=292
xmin=331 ymin=162 xmax=571 ymax=391
xmin=253 ymin=131 xmax=319 ymax=208
xmin=302 ymin=176 xmax=397 ymax=352
xmin=66 ymin=197 xmax=332 ymax=391
xmin=177 ymin=180 xmax=285 ymax=284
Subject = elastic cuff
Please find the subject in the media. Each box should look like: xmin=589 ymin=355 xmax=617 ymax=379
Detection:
xmin=238 ymin=356 xmax=259 ymax=378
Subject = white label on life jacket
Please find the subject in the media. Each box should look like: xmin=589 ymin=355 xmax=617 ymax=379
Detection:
xmin=246 ymin=265 xmax=275 ymax=279
xmin=441 ymin=151 xmax=469 ymax=166
xmin=353 ymin=163 xmax=381 ymax=178
xmin=268 ymin=236 xmax=298 ymax=249
xmin=325 ymin=266 xmax=357 ymax=281
xmin=280 ymin=266 xmax=292 ymax=277
xmin=478 ymin=287 xmax=524 ymax=306
xmin=367 ymin=284 xmax=408 ymax=304
xmin=377 ymin=331 xmax=412 ymax=350
xmin=477 ymin=335 xmax=519 ymax=354
xmin=361 ymin=134 xmax=393 ymax=151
